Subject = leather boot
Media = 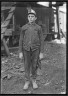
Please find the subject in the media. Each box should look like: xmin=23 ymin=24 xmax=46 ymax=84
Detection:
xmin=32 ymin=80 xmax=38 ymax=89
xmin=23 ymin=81 xmax=30 ymax=90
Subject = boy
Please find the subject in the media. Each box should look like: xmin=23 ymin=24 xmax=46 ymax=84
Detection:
xmin=19 ymin=9 xmax=44 ymax=90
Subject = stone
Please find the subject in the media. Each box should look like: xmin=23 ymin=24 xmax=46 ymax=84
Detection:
xmin=2 ymin=60 xmax=8 ymax=64
xmin=7 ymin=74 xmax=12 ymax=79
xmin=19 ymin=67 xmax=24 ymax=72
xmin=44 ymin=81 xmax=51 ymax=86
xmin=14 ymin=65 xmax=20 ymax=69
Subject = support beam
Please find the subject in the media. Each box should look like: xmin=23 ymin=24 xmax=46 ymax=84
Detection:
xmin=13 ymin=14 xmax=15 ymax=31
xmin=56 ymin=7 xmax=60 ymax=39
xmin=48 ymin=2 xmax=52 ymax=41
xmin=2 ymin=38 xmax=10 ymax=56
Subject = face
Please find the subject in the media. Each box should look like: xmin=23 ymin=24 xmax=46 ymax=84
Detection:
xmin=28 ymin=14 xmax=37 ymax=23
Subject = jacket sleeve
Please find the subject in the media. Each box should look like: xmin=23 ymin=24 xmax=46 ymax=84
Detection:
xmin=39 ymin=26 xmax=44 ymax=53
xmin=19 ymin=27 xmax=23 ymax=53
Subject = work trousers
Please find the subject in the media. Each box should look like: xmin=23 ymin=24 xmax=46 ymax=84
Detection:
xmin=23 ymin=47 xmax=40 ymax=81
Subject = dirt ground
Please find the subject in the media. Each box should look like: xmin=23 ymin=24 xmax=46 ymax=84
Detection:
xmin=1 ymin=41 xmax=66 ymax=94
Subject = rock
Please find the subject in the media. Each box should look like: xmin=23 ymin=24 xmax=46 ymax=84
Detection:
xmin=10 ymin=52 xmax=13 ymax=55
xmin=2 ymin=75 xmax=7 ymax=79
xmin=14 ymin=65 xmax=20 ymax=69
xmin=1 ymin=70 xmax=5 ymax=73
xmin=44 ymin=81 xmax=51 ymax=86
xmin=19 ymin=67 xmax=24 ymax=72
xmin=7 ymin=74 xmax=12 ymax=79
xmin=2 ymin=60 xmax=8 ymax=64
xmin=10 ymin=53 xmax=18 ymax=57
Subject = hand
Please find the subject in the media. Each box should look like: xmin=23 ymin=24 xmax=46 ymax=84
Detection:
xmin=19 ymin=52 xmax=23 ymax=59
xmin=39 ymin=53 xmax=44 ymax=59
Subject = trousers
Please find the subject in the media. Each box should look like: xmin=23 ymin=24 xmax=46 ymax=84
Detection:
xmin=23 ymin=47 xmax=40 ymax=81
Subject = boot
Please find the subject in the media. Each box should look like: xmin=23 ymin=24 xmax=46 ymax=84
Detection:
xmin=32 ymin=80 xmax=38 ymax=89
xmin=23 ymin=81 xmax=30 ymax=90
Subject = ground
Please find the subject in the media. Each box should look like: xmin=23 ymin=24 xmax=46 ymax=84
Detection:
xmin=1 ymin=41 xmax=66 ymax=94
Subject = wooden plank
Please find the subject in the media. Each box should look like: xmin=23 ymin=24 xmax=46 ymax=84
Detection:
xmin=1 ymin=20 xmax=10 ymax=28
xmin=56 ymin=7 xmax=60 ymax=39
xmin=9 ymin=7 xmax=16 ymax=13
xmin=1 ymin=27 xmax=7 ymax=34
xmin=1 ymin=33 xmax=4 ymax=40
xmin=5 ymin=12 xmax=13 ymax=21
xmin=1 ymin=6 xmax=11 ymax=10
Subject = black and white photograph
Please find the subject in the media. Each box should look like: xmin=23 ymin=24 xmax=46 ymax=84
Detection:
xmin=1 ymin=1 xmax=66 ymax=94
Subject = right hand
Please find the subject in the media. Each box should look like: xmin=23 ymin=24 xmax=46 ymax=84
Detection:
xmin=39 ymin=53 xmax=43 ymax=59
xmin=19 ymin=52 xmax=23 ymax=59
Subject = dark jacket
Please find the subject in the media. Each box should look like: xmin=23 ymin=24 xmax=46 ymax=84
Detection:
xmin=19 ymin=22 xmax=44 ymax=52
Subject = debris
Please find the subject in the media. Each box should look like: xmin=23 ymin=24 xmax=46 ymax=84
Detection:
xmin=2 ymin=75 xmax=7 ymax=79
xmin=19 ymin=67 xmax=24 ymax=72
xmin=7 ymin=74 xmax=12 ymax=79
xmin=51 ymin=38 xmax=66 ymax=44
xmin=14 ymin=65 xmax=20 ymax=69
xmin=44 ymin=81 xmax=51 ymax=86
xmin=1 ymin=70 xmax=5 ymax=73
xmin=10 ymin=52 xmax=13 ymax=55
xmin=2 ymin=73 xmax=12 ymax=80
xmin=10 ymin=52 xmax=18 ymax=57
xmin=1 ymin=41 xmax=66 ymax=94
xmin=2 ymin=59 xmax=8 ymax=64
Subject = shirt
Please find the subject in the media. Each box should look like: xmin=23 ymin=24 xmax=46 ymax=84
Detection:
xmin=19 ymin=22 xmax=44 ymax=52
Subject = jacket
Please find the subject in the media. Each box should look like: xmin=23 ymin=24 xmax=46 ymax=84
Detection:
xmin=19 ymin=22 xmax=44 ymax=52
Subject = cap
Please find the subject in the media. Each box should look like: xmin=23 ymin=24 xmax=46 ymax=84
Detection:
xmin=28 ymin=9 xmax=36 ymax=16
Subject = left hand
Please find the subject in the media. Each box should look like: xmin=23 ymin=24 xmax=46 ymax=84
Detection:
xmin=39 ymin=53 xmax=44 ymax=59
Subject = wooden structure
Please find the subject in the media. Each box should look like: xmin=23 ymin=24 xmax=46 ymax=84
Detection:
xmin=51 ymin=2 xmax=64 ymax=39
xmin=1 ymin=2 xmax=64 ymax=56
xmin=1 ymin=2 xmax=16 ymax=56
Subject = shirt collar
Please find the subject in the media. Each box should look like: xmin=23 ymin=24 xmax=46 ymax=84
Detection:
xmin=28 ymin=22 xmax=36 ymax=26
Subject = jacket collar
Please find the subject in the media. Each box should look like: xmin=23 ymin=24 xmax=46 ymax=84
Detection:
xmin=28 ymin=22 xmax=36 ymax=26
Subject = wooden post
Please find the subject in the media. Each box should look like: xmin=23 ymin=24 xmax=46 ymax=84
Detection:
xmin=13 ymin=14 xmax=15 ymax=31
xmin=1 ymin=11 xmax=10 ymax=56
xmin=56 ymin=6 xmax=60 ymax=39
xmin=2 ymin=38 xmax=10 ymax=56
xmin=49 ymin=2 xmax=52 ymax=40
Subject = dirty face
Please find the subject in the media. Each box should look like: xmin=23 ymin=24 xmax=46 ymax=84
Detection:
xmin=28 ymin=14 xmax=37 ymax=23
